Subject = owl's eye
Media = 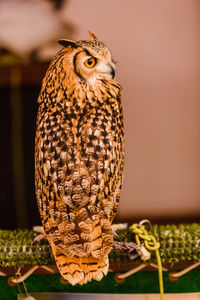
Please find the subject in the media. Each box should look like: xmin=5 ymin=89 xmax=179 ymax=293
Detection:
xmin=84 ymin=57 xmax=96 ymax=68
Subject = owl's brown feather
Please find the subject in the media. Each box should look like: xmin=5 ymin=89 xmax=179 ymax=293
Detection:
xmin=52 ymin=244 xmax=109 ymax=285
xmin=35 ymin=33 xmax=124 ymax=285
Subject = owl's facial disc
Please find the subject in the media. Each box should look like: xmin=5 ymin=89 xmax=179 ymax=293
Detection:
xmin=74 ymin=49 xmax=115 ymax=83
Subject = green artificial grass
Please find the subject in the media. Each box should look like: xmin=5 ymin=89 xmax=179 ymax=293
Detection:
xmin=0 ymin=224 xmax=199 ymax=267
xmin=0 ymin=229 xmax=53 ymax=267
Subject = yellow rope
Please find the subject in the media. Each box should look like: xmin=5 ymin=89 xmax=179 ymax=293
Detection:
xmin=130 ymin=223 xmax=164 ymax=300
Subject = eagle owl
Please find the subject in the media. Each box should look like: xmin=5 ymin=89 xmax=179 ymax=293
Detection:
xmin=35 ymin=32 xmax=124 ymax=285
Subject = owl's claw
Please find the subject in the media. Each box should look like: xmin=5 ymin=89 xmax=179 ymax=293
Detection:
xmin=112 ymin=223 xmax=128 ymax=240
xmin=32 ymin=226 xmax=47 ymax=243
xmin=33 ymin=233 xmax=47 ymax=243
xmin=33 ymin=226 xmax=45 ymax=234
xmin=112 ymin=223 xmax=128 ymax=232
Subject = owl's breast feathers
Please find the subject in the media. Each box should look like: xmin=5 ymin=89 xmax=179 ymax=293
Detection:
xmin=35 ymin=54 xmax=124 ymax=284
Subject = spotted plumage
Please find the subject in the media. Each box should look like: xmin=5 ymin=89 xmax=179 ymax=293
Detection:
xmin=35 ymin=32 xmax=124 ymax=285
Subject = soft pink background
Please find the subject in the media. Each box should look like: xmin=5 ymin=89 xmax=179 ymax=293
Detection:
xmin=64 ymin=0 xmax=200 ymax=220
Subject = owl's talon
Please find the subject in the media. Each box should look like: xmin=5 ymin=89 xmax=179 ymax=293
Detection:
xmin=33 ymin=226 xmax=45 ymax=234
xmin=32 ymin=233 xmax=47 ymax=243
xmin=112 ymin=223 xmax=128 ymax=233
xmin=113 ymin=231 xmax=120 ymax=240
xmin=112 ymin=223 xmax=128 ymax=240
xmin=32 ymin=226 xmax=47 ymax=243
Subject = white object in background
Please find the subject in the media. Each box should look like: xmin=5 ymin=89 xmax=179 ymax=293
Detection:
xmin=0 ymin=0 xmax=72 ymax=59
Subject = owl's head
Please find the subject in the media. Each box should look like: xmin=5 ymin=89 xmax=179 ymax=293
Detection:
xmin=58 ymin=32 xmax=116 ymax=84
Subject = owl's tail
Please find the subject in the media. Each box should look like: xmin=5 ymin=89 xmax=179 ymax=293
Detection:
xmin=52 ymin=245 xmax=109 ymax=285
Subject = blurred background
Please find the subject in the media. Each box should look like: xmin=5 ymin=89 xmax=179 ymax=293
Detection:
xmin=0 ymin=0 xmax=200 ymax=229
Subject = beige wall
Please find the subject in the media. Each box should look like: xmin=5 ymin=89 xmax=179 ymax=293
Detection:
xmin=64 ymin=0 xmax=200 ymax=220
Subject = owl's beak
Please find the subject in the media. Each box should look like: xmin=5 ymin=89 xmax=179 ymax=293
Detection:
xmin=106 ymin=64 xmax=115 ymax=79
xmin=96 ymin=62 xmax=116 ymax=79
xmin=110 ymin=65 xmax=115 ymax=79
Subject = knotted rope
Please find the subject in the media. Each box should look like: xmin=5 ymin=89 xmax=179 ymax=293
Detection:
xmin=130 ymin=222 xmax=164 ymax=300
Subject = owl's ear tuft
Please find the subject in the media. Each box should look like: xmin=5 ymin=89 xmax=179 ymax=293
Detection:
xmin=58 ymin=39 xmax=77 ymax=48
xmin=88 ymin=31 xmax=98 ymax=41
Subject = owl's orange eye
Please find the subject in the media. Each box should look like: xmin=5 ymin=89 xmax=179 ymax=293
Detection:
xmin=84 ymin=57 xmax=96 ymax=68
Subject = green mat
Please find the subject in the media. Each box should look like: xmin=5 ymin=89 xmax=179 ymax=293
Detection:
xmin=1 ymin=270 xmax=200 ymax=300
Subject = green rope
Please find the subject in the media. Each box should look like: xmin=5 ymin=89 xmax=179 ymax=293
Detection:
xmin=130 ymin=223 xmax=164 ymax=300
xmin=114 ymin=223 xmax=200 ymax=264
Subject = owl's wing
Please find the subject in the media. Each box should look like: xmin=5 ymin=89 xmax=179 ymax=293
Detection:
xmin=35 ymin=105 xmax=124 ymax=259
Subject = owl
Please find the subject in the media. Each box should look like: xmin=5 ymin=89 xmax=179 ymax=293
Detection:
xmin=35 ymin=32 xmax=124 ymax=285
